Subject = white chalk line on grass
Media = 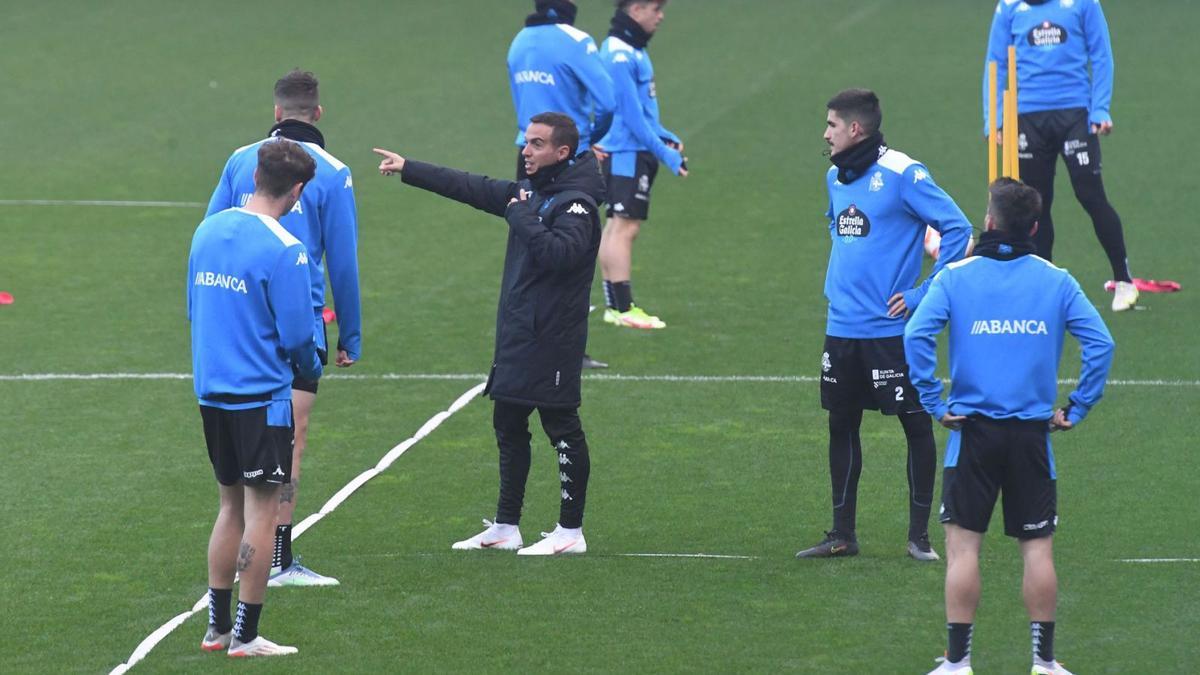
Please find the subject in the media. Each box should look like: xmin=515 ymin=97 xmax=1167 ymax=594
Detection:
xmin=108 ymin=382 xmax=486 ymax=675
xmin=617 ymin=553 xmax=759 ymax=560
xmin=1118 ymin=558 xmax=1200 ymax=564
xmin=0 ymin=199 xmax=205 ymax=208
xmin=2 ymin=371 xmax=1198 ymax=387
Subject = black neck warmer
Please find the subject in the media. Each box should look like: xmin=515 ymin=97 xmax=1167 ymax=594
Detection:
xmin=529 ymin=156 xmax=572 ymax=191
xmin=829 ymin=132 xmax=886 ymax=184
xmin=526 ymin=0 xmax=577 ymax=26
xmin=269 ymin=119 xmax=325 ymax=148
xmin=609 ymin=10 xmax=652 ymax=49
xmin=973 ymin=229 xmax=1038 ymax=261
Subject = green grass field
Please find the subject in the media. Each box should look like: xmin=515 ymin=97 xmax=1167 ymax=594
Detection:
xmin=1 ymin=1 xmax=1197 ymax=672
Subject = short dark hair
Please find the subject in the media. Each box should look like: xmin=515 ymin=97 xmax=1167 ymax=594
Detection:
xmin=826 ymin=88 xmax=882 ymax=136
xmin=616 ymin=0 xmax=666 ymax=10
xmin=255 ymin=140 xmax=316 ymax=199
xmin=530 ymin=112 xmax=580 ymax=155
xmin=987 ymin=178 xmax=1043 ymax=235
xmin=274 ymin=69 xmax=320 ymax=119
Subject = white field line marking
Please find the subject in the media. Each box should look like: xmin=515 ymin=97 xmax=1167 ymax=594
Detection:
xmin=108 ymin=382 xmax=485 ymax=675
xmin=0 ymin=199 xmax=205 ymax=208
xmin=3 ymin=372 xmax=1199 ymax=387
xmin=1118 ymin=558 xmax=1200 ymax=563
xmin=617 ymin=553 xmax=759 ymax=560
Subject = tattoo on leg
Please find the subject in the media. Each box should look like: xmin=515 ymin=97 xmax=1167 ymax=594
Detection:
xmin=236 ymin=543 xmax=256 ymax=572
xmin=279 ymin=481 xmax=296 ymax=504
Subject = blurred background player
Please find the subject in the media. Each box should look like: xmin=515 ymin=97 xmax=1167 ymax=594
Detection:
xmin=206 ymin=69 xmax=361 ymax=587
xmin=596 ymin=0 xmax=687 ymax=330
xmin=508 ymin=0 xmax=614 ymax=369
xmin=374 ymin=112 xmax=602 ymax=555
xmin=797 ymin=89 xmax=972 ymax=562
xmin=190 ymin=139 xmax=322 ymax=656
xmin=984 ymin=0 xmax=1137 ymax=311
xmin=906 ymin=178 xmax=1114 ymax=675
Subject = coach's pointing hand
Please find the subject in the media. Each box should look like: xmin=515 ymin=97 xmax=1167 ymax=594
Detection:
xmin=373 ymin=148 xmax=406 ymax=176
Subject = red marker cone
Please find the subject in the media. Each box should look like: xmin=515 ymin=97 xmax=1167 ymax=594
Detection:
xmin=0 ymin=292 xmax=13 ymax=305
xmin=322 ymin=307 xmax=336 ymax=324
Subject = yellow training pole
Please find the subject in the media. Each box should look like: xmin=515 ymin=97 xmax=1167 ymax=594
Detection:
xmin=988 ymin=61 xmax=998 ymax=186
xmin=1007 ymin=45 xmax=1020 ymax=180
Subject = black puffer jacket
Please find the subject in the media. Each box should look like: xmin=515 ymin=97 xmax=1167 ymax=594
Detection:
xmin=401 ymin=152 xmax=605 ymax=408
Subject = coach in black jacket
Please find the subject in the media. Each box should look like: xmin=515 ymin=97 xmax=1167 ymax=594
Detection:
xmin=374 ymin=112 xmax=602 ymax=555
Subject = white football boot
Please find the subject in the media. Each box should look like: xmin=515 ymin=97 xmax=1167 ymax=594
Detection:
xmin=451 ymin=519 xmax=523 ymax=551
xmin=227 ymin=635 xmax=298 ymax=657
xmin=1032 ymin=660 xmax=1075 ymax=675
xmin=1111 ymin=280 xmax=1138 ymax=312
xmin=516 ymin=524 xmax=586 ymax=556
xmin=927 ymin=655 xmax=973 ymax=674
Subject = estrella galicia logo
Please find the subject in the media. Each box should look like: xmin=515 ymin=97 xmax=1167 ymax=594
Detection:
xmin=1028 ymin=21 xmax=1067 ymax=47
xmin=836 ymin=205 xmax=870 ymax=239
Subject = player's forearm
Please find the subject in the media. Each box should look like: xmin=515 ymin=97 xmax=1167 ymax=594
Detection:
xmin=401 ymin=160 xmax=515 ymax=218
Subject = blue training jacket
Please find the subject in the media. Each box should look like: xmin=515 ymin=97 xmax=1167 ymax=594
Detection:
xmin=596 ymin=34 xmax=683 ymax=175
xmin=508 ymin=23 xmax=615 ymax=152
xmin=904 ymin=253 xmax=1114 ymax=425
xmin=983 ymin=0 xmax=1115 ymax=132
xmin=207 ymin=137 xmax=362 ymax=361
xmin=823 ymin=149 xmax=973 ymax=339
xmin=189 ymin=208 xmax=323 ymax=409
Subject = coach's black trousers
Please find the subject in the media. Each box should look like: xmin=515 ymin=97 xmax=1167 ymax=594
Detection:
xmin=493 ymin=400 xmax=591 ymax=529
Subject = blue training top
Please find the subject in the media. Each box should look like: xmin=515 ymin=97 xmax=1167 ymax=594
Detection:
xmin=823 ymin=149 xmax=973 ymax=339
xmin=207 ymin=137 xmax=362 ymax=361
xmin=983 ymin=0 xmax=1115 ymax=133
xmin=508 ymin=22 xmax=615 ymax=152
xmin=904 ymin=253 xmax=1114 ymax=425
xmin=189 ymin=208 xmax=323 ymax=409
xmin=596 ymin=34 xmax=683 ymax=175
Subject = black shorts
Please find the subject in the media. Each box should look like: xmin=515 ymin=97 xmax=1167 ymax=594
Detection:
xmin=200 ymin=402 xmax=295 ymax=486
xmin=603 ymin=151 xmax=659 ymax=220
xmin=939 ymin=416 xmax=1057 ymax=539
xmin=1018 ymin=107 xmax=1103 ymax=177
xmin=819 ymin=335 xmax=923 ymax=414
xmin=293 ymin=318 xmax=328 ymax=394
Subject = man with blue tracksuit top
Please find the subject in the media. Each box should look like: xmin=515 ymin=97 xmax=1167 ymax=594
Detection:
xmin=796 ymin=89 xmax=973 ymax=562
xmin=985 ymin=0 xmax=1137 ymax=312
xmin=595 ymin=0 xmax=687 ymax=330
xmin=191 ymin=139 xmax=321 ymax=657
xmin=206 ymin=69 xmax=359 ymax=587
xmin=508 ymin=0 xmax=614 ymax=370
xmin=906 ymin=178 xmax=1114 ymax=675
xmin=508 ymin=0 xmax=614 ymax=176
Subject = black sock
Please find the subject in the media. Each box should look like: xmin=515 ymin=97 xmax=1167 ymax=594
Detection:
xmin=1032 ymin=621 xmax=1055 ymax=663
xmin=233 ymin=601 xmax=263 ymax=644
xmin=207 ymin=588 xmax=233 ymax=633
xmin=273 ymin=524 xmax=293 ymax=570
xmin=828 ymin=409 xmax=864 ymax=536
xmin=899 ymin=412 xmax=936 ymax=540
xmin=947 ymin=623 xmax=973 ymax=664
xmin=612 ymin=281 xmax=633 ymax=313
xmin=603 ymin=280 xmax=616 ymax=309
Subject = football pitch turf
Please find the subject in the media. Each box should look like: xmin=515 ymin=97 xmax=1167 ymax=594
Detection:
xmin=1 ymin=1 xmax=1197 ymax=672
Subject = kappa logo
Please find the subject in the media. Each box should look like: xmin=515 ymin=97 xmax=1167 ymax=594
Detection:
xmin=648 ymin=80 xmax=657 ymax=98
xmin=556 ymin=440 xmax=571 ymax=451
xmin=561 ymin=489 xmax=573 ymax=501
xmin=1016 ymin=1 xmax=1031 ymax=11
xmin=613 ymin=202 xmax=625 ymax=212
xmin=821 ymin=351 xmax=832 ymax=373
xmin=637 ymin=174 xmax=650 ymax=193
xmin=613 ymin=53 xmax=630 ymax=64
xmin=913 ymin=168 xmax=928 ymax=183
xmin=586 ymin=42 xmax=598 ymax=54
xmin=1019 ymin=133 xmax=1029 ymax=152
xmin=559 ymin=471 xmax=572 ymax=483
xmin=1060 ymin=0 xmax=1074 ymax=7
xmin=566 ymin=202 xmax=589 ymax=216
xmin=869 ymin=171 xmax=884 ymax=192
xmin=558 ymin=452 xmax=572 ymax=466
xmin=296 ymin=251 xmax=308 ymax=266
xmin=344 ymin=175 xmax=353 ymax=189
xmin=272 ymin=465 xmax=285 ymax=477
